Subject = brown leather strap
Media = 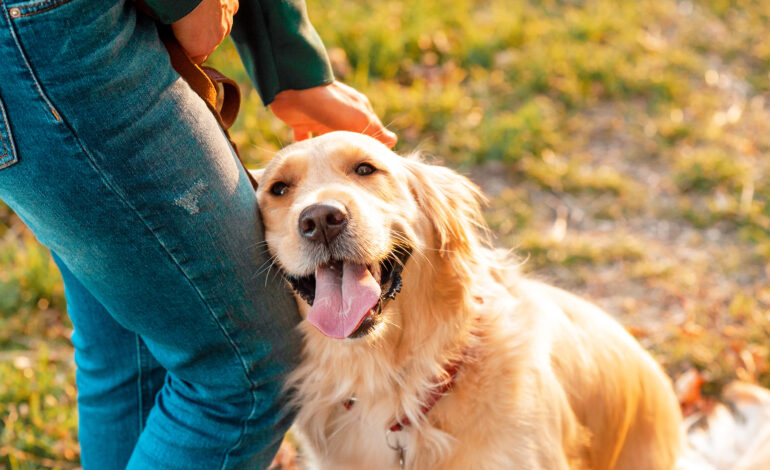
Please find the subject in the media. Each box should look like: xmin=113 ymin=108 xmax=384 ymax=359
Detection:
xmin=200 ymin=66 xmax=241 ymax=130
xmin=132 ymin=0 xmax=256 ymax=188
xmin=156 ymin=26 xmax=258 ymax=190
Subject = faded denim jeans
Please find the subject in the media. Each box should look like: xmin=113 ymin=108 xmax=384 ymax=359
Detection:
xmin=0 ymin=0 xmax=301 ymax=468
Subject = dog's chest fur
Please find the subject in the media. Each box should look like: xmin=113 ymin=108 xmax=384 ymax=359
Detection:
xmin=296 ymin=396 xmax=419 ymax=470
xmin=287 ymin=316 xmax=479 ymax=470
xmin=286 ymin=293 xmax=559 ymax=470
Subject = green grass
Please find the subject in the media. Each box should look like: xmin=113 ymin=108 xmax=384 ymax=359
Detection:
xmin=3 ymin=0 xmax=770 ymax=466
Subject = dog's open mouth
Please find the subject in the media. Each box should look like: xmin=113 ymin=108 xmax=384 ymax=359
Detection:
xmin=284 ymin=246 xmax=411 ymax=339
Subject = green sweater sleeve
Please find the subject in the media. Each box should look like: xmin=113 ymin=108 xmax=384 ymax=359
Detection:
xmin=140 ymin=0 xmax=334 ymax=105
xmin=140 ymin=0 xmax=202 ymax=24
xmin=230 ymin=0 xmax=334 ymax=105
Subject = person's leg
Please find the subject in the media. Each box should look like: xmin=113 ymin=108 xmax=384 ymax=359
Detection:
xmin=53 ymin=253 xmax=167 ymax=469
xmin=0 ymin=1 xmax=301 ymax=468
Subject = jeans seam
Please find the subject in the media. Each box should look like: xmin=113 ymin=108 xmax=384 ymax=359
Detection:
xmin=49 ymin=106 xmax=260 ymax=459
xmin=3 ymin=4 xmax=62 ymax=120
xmin=0 ymin=98 xmax=18 ymax=165
xmin=0 ymin=125 xmax=7 ymax=158
xmin=135 ymin=334 xmax=144 ymax=436
xmin=221 ymin=389 xmax=260 ymax=470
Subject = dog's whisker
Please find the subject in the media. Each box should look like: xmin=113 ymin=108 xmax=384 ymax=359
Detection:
xmin=381 ymin=318 xmax=402 ymax=332
xmin=274 ymin=131 xmax=288 ymax=150
xmin=390 ymin=233 xmax=432 ymax=269
xmin=381 ymin=116 xmax=402 ymax=131
xmin=254 ymin=251 xmax=277 ymax=271
xmin=247 ymin=239 xmax=271 ymax=251
xmin=369 ymin=115 xmax=406 ymax=141
xmin=248 ymin=257 xmax=273 ymax=282
xmin=360 ymin=120 xmax=374 ymax=136
xmin=253 ymin=253 xmax=280 ymax=281
xmin=397 ymin=246 xmax=433 ymax=272
xmin=247 ymin=143 xmax=278 ymax=158
xmin=262 ymin=256 xmax=284 ymax=287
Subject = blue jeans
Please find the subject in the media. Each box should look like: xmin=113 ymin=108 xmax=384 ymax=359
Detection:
xmin=0 ymin=0 xmax=301 ymax=468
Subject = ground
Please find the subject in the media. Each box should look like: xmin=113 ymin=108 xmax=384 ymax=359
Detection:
xmin=2 ymin=0 xmax=769 ymax=468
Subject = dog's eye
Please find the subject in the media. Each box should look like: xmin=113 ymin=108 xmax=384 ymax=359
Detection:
xmin=355 ymin=163 xmax=376 ymax=176
xmin=269 ymin=182 xmax=289 ymax=196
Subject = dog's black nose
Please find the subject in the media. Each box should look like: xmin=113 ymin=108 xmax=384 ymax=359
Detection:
xmin=298 ymin=203 xmax=348 ymax=243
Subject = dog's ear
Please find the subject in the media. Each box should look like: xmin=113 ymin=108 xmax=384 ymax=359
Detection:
xmin=248 ymin=168 xmax=265 ymax=188
xmin=403 ymin=156 xmax=488 ymax=257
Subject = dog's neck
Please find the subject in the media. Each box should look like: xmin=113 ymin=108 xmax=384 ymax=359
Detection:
xmin=286 ymin=245 xmax=514 ymax=468
xmin=392 ymin=250 xmax=478 ymax=361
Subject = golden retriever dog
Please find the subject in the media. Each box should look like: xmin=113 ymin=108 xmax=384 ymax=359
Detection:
xmin=251 ymin=131 xmax=682 ymax=470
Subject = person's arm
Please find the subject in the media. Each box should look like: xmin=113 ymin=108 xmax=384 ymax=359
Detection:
xmin=143 ymin=0 xmax=396 ymax=146
xmin=137 ymin=0 xmax=330 ymax=103
xmin=230 ymin=0 xmax=333 ymax=106
xmin=230 ymin=0 xmax=395 ymax=145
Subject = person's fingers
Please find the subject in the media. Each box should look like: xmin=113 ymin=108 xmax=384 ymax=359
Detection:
xmin=297 ymin=122 xmax=337 ymax=139
xmin=357 ymin=92 xmax=377 ymax=115
xmin=323 ymin=87 xmax=392 ymax=144
xmin=302 ymin=99 xmax=371 ymax=135
xmin=338 ymin=82 xmax=376 ymax=113
xmin=343 ymin=98 xmax=397 ymax=147
xmin=360 ymin=120 xmax=397 ymax=148
xmin=293 ymin=128 xmax=312 ymax=141
xmin=191 ymin=54 xmax=209 ymax=64
xmin=172 ymin=0 xmax=237 ymax=64
xmin=225 ymin=0 xmax=237 ymax=36
xmin=271 ymin=82 xmax=399 ymax=147
xmin=374 ymin=127 xmax=398 ymax=148
xmin=304 ymin=104 xmax=396 ymax=148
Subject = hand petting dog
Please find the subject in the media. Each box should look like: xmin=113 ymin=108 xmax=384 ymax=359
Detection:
xmin=269 ymin=81 xmax=398 ymax=148
xmin=172 ymin=0 xmax=396 ymax=148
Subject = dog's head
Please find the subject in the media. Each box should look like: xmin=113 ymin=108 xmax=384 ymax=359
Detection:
xmin=254 ymin=131 xmax=485 ymax=341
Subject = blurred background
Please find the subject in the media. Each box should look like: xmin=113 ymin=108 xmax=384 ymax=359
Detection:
xmin=3 ymin=0 xmax=770 ymax=467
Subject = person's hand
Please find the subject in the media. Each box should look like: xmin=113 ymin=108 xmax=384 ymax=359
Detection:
xmin=269 ymin=81 xmax=398 ymax=148
xmin=171 ymin=0 xmax=239 ymax=64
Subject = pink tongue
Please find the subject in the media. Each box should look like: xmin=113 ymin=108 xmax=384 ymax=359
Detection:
xmin=307 ymin=263 xmax=381 ymax=339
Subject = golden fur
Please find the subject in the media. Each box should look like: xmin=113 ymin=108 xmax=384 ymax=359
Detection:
xmin=252 ymin=131 xmax=682 ymax=470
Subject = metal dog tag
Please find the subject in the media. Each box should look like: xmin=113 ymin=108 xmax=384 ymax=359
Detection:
xmin=386 ymin=429 xmax=407 ymax=469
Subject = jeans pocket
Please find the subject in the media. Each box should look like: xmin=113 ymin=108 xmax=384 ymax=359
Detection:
xmin=0 ymin=98 xmax=19 ymax=170
xmin=6 ymin=0 xmax=73 ymax=18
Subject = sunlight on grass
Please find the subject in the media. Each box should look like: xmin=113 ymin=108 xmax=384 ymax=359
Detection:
xmin=3 ymin=0 xmax=770 ymax=466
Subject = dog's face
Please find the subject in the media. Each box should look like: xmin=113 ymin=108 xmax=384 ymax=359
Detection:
xmin=255 ymin=132 xmax=422 ymax=339
xmin=255 ymin=131 xmax=483 ymax=340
